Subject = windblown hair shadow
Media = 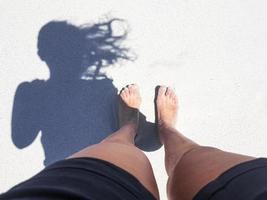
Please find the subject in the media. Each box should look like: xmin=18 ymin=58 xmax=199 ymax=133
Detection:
xmin=81 ymin=18 xmax=135 ymax=78
xmin=38 ymin=18 xmax=135 ymax=79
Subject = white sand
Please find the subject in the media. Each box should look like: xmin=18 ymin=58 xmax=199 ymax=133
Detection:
xmin=1 ymin=1 xmax=267 ymax=199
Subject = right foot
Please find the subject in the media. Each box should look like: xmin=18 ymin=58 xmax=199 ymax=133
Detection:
xmin=155 ymin=86 xmax=178 ymax=130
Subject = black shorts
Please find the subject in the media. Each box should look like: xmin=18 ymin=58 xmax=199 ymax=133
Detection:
xmin=0 ymin=157 xmax=156 ymax=200
xmin=194 ymin=158 xmax=267 ymax=200
xmin=1 ymin=158 xmax=267 ymax=200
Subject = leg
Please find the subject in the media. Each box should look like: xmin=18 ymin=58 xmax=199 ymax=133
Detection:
xmin=156 ymin=86 xmax=255 ymax=200
xmin=69 ymin=85 xmax=159 ymax=199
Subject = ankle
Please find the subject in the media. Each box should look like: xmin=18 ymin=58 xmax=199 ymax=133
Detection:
xmin=158 ymin=122 xmax=176 ymax=133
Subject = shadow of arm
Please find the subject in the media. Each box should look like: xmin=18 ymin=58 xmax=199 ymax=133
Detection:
xmin=11 ymin=81 xmax=41 ymax=149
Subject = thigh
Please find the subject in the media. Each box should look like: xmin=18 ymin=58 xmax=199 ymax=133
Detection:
xmin=167 ymin=147 xmax=254 ymax=200
xmin=69 ymin=141 xmax=159 ymax=199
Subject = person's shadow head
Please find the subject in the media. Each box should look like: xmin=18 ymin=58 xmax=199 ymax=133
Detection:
xmin=37 ymin=21 xmax=84 ymax=80
xmin=12 ymin=19 xmax=162 ymax=166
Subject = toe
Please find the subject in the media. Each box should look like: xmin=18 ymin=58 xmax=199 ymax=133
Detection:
xmin=158 ymin=86 xmax=167 ymax=97
xmin=171 ymin=90 xmax=177 ymax=99
xmin=121 ymin=87 xmax=129 ymax=97
xmin=169 ymin=89 xmax=177 ymax=101
xmin=172 ymin=94 xmax=178 ymax=103
xmin=128 ymin=84 xmax=137 ymax=94
xmin=123 ymin=87 xmax=130 ymax=96
xmin=167 ymin=88 xmax=176 ymax=101
xmin=120 ymin=90 xmax=127 ymax=99
xmin=166 ymin=87 xmax=173 ymax=97
xmin=172 ymin=95 xmax=178 ymax=106
xmin=131 ymin=84 xmax=138 ymax=90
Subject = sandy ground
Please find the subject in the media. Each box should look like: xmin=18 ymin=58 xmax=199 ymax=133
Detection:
xmin=1 ymin=1 xmax=267 ymax=199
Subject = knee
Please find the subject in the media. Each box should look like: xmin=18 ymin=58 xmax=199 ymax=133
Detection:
xmin=99 ymin=140 xmax=150 ymax=164
xmin=101 ymin=131 xmax=135 ymax=146
xmin=180 ymin=146 xmax=220 ymax=163
xmin=101 ymin=137 xmax=134 ymax=146
xmin=167 ymin=147 xmax=221 ymax=197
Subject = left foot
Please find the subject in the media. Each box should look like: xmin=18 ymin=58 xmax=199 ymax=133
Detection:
xmin=119 ymin=84 xmax=141 ymax=131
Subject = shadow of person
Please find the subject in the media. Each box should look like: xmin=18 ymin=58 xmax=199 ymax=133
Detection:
xmin=11 ymin=19 xmax=162 ymax=166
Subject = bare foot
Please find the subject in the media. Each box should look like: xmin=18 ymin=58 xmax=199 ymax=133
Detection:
xmin=155 ymin=86 xmax=178 ymax=130
xmin=119 ymin=84 xmax=141 ymax=131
